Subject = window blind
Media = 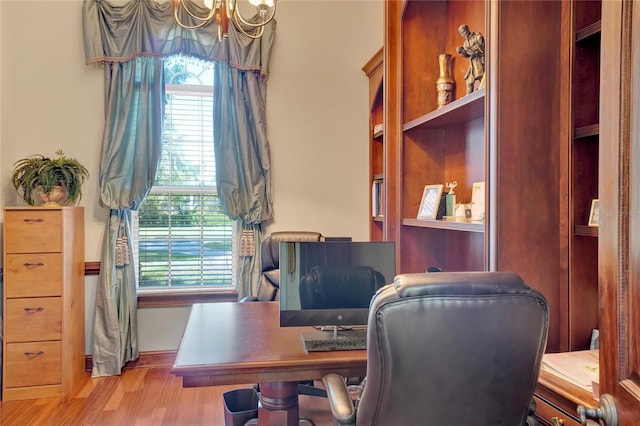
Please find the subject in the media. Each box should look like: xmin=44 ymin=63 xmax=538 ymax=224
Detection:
xmin=136 ymin=84 xmax=234 ymax=290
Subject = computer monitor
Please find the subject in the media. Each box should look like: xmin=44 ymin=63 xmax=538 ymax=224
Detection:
xmin=279 ymin=241 xmax=396 ymax=328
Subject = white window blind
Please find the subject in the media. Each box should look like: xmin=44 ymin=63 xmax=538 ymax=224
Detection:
xmin=136 ymin=59 xmax=234 ymax=291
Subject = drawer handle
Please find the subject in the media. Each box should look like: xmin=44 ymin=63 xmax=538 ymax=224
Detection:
xmin=23 ymin=218 xmax=44 ymax=224
xmin=24 ymin=306 xmax=44 ymax=313
xmin=552 ymin=417 xmax=565 ymax=426
xmin=23 ymin=350 xmax=45 ymax=358
xmin=24 ymin=262 xmax=45 ymax=269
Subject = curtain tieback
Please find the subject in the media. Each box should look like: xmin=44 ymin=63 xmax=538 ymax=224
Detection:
xmin=240 ymin=229 xmax=255 ymax=257
xmin=116 ymin=222 xmax=130 ymax=267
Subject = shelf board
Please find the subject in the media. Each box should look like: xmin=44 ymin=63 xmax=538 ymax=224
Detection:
xmin=373 ymin=216 xmax=384 ymax=222
xmin=575 ymin=225 xmax=599 ymax=237
xmin=372 ymin=173 xmax=384 ymax=181
xmin=373 ymin=129 xmax=384 ymax=139
xmin=403 ymin=218 xmax=484 ymax=233
xmin=574 ymin=124 xmax=599 ymax=139
xmin=575 ymin=20 xmax=601 ymax=43
xmin=403 ymin=88 xmax=485 ymax=131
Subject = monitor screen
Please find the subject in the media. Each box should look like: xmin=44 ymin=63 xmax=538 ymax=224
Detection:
xmin=279 ymin=241 xmax=396 ymax=327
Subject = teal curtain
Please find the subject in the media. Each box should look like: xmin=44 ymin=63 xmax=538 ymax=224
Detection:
xmin=90 ymin=57 xmax=164 ymax=378
xmin=83 ymin=0 xmax=275 ymax=377
xmin=213 ymin=60 xmax=272 ymax=297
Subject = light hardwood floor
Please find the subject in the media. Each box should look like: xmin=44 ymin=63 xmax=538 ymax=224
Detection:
xmin=0 ymin=365 xmax=334 ymax=426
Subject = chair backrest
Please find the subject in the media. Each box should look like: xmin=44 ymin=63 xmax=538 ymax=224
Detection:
xmin=299 ymin=265 xmax=387 ymax=309
xmin=357 ymin=271 xmax=549 ymax=426
xmin=255 ymin=231 xmax=323 ymax=301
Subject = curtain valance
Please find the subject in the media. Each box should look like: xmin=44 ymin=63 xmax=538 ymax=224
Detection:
xmin=82 ymin=0 xmax=275 ymax=75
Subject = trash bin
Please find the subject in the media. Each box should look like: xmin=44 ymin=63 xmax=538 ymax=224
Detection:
xmin=223 ymin=388 xmax=259 ymax=426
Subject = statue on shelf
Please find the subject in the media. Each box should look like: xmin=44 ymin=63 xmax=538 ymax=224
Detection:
xmin=456 ymin=24 xmax=485 ymax=95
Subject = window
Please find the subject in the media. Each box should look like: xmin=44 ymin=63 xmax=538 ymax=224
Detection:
xmin=134 ymin=57 xmax=235 ymax=294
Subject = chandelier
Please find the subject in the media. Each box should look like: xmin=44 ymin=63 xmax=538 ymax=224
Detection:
xmin=172 ymin=0 xmax=276 ymax=40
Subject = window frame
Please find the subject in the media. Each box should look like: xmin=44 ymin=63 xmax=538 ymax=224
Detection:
xmin=134 ymin=61 xmax=237 ymax=305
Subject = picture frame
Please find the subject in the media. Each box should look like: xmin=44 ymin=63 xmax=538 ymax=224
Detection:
xmin=417 ymin=184 xmax=444 ymax=220
xmin=588 ymin=199 xmax=599 ymax=227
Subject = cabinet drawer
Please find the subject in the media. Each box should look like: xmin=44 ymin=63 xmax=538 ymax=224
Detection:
xmin=4 ymin=253 xmax=62 ymax=297
xmin=4 ymin=341 xmax=62 ymax=388
xmin=4 ymin=210 xmax=61 ymax=253
xmin=5 ymin=297 xmax=62 ymax=342
xmin=534 ymin=395 xmax=582 ymax=426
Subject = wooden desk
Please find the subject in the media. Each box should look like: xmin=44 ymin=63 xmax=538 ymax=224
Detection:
xmin=171 ymin=302 xmax=367 ymax=425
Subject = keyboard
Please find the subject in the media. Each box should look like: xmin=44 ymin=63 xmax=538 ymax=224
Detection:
xmin=301 ymin=329 xmax=367 ymax=352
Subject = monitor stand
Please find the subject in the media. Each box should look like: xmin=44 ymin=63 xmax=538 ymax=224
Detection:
xmin=301 ymin=326 xmax=367 ymax=352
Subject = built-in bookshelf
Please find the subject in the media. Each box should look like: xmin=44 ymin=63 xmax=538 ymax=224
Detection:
xmin=362 ymin=48 xmax=384 ymax=242
xmin=567 ymin=0 xmax=601 ymax=353
xmin=379 ymin=0 xmax=637 ymax=420
xmin=384 ymin=0 xmax=572 ymax=347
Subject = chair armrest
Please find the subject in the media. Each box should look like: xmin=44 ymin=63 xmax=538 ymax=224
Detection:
xmin=322 ymin=373 xmax=356 ymax=426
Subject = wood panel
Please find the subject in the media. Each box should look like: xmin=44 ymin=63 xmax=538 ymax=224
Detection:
xmin=598 ymin=0 xmax=640 ymax=421
xmin=489 ymin=0 xmax=566 ymax=353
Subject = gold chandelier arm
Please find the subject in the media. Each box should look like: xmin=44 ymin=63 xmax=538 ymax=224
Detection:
xmin=232 ymin=15 xmax=265 ymax=39
xmin=232 ymin=4 xmax=276 ymax=28
xmin=172 ymin=0 xmax=274 ymax=39
xmin=173 ymin=0 xmax=218 ymax=29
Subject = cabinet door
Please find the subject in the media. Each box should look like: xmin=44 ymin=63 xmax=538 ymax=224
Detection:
xmin=598 ymin=0 xmax=640 ymax=423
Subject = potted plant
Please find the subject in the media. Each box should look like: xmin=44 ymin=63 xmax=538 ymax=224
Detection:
xmin=11 ymin=149 xmax=90 ymax=206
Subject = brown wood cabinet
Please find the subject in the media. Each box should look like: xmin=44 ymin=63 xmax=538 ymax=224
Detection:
xmin=363 ymin=47 xmax=385 ymax=242
xmin=567 ymin=0 xmax=601 ymax=355
xmin=383 ymin=0 xmax=565 ymax=343
xmin=381 ymin=0 xmax=639 ymax=422
xmin=2 ymin=207 xmax=85 ymax=401
xmin=597 ymin=0 xmax=640 ymax=422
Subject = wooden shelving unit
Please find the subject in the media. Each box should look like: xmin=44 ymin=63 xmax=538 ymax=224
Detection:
xmin=567 ymin=1 xmax=601 ymax=354
xmin=362 ymin=47 xmax=385 ymax=242
xmin=384 ymin=0 xmax=567 ymax=284
xmin=379 ymin=0 xmax=639 ymax=421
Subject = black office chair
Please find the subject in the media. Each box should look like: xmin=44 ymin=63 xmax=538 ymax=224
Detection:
xmin=241 ymin=231 xmax=324 ymax=302
xmin=322 ymin=271 xmax=549 ymax=426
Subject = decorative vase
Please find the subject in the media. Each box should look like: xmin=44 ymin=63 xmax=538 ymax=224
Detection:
xmin=37 ymin=185 xmax=68 ymax=206
xmin=436 ymin=53 xmax=455 ymax=108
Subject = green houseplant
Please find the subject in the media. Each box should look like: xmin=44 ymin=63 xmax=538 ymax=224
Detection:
xmin=11 ymin=149 xmax=90 ymax=206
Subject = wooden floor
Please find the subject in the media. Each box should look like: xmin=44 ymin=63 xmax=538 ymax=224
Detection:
xmin=0 ymin=366 xmax=335 ymax=426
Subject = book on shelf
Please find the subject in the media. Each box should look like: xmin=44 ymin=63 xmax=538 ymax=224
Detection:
xmin=371 ymin=178 xmax=384 ymax=218
xmin=541 ymin=349 xmax=599 ymax=399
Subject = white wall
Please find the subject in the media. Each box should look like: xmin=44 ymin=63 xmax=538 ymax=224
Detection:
xmin=0 ymin=0 xmax=383 ymax=352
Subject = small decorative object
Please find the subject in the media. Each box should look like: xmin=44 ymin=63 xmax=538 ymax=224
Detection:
xmin=436 ymin=53 xmax=455 ymax=108
xmin=471 ymin=181 xmax=485 ymax=222
xmin=11 ymin=149 xmax=89 ymax=206
xmin=417 ymin=184 xmax=444 ymax=220
xmin=445 ymin=181 xmax=458 ymax=216
xmin=456 ymin=24 xmax=485 ymax=95
xmin=588 ymin=199 xmax=599 ymax=227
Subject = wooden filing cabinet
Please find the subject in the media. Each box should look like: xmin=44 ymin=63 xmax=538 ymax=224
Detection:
xmin=2 ymin=207 xmax=85 ymax=401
